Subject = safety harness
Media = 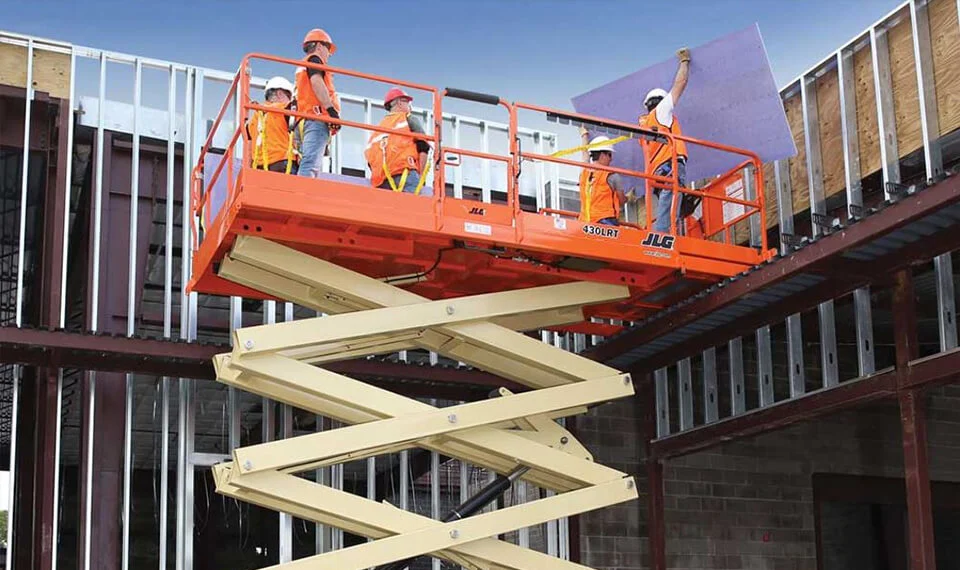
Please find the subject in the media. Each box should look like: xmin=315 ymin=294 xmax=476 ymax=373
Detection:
xmin=378 ymin=138 xmax=431 ymax=195
xmin=252 ymin=109 xmax=303 ymax=174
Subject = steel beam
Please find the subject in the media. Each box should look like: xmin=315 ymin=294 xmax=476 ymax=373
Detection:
xmin=893 ymin=269 xmax=920 ymax=376
xmin=651 ymin=343 xmax=960 ymax=459
xmin=899 ymin=389 xmax=937 ymax=570
xmin=646 ymin=457 xmax=666 ymax=570
xmin=652 ymin=370 xmax=897 ymax=459
xmin=591 ymin=172 xmax=960 ymax=369
xmin=639 ymin=380 xmax=665 ymax=570
xmin=0 ymin=326 xmax=521 ymax=396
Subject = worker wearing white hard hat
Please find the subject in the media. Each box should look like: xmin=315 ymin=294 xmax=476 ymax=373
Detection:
xmin=246 ymin=76 xmax=300 ymax=173
xmin=640 ymin=47 xmax=692 ymax=233
xmin=577 ymin=128 xmax=627 ymax=226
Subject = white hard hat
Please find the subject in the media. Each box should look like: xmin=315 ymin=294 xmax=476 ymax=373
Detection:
xmin=264 ymin=76 xmax=294 ymax=95
xmin=589 ymin=135 xmax=616 ymax=153
xmin=644 ymin=88 xmax=669 ymax=105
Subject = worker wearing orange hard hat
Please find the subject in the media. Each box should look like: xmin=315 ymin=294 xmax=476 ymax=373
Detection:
xmin=640 ymin=47 xmax=691 ymax=233
xmin=363 ymin=87 xmax=432 ymax=196
xmin=577 ymin=127 xmax=626 ymax=226
xmin=294 ymin=28 xmax=341 ymax=178
xmin=246 ymin=76 xmax=300 ymax=174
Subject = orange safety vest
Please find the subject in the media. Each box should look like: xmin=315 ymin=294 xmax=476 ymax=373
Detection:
xmin=295 ymin=55 xmax=341 ymax=122
xmin=639 ymin=111 xmax=687 ymax=173
xmin=578 ymin=168 xmax=620 ymax=223
xmin=246 ymin=101 xmax=298 ymax=171
xmin=364 ymin=112 xmax=421 ymax=189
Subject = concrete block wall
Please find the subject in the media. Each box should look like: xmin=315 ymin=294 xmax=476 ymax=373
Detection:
xmin=577 ymin=385 xmax=960 ymax=570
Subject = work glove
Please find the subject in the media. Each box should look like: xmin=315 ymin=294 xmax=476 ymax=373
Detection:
xmin=326 ymin=107 xmax=341 ymax=134
xmin=677 ymin=47 xmax=691 ymax=63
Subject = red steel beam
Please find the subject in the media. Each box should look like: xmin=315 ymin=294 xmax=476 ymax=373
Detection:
xmin=637 ymin=378 xmax=666 ymax=570
xmin=587 ymin=173 xmax=960 ymax=365
xmin=899 ymin=389 xmax=937 ymax=570
xmin=650 ymin=370 xmax=898 ymax=459
xmin=892 ymin=268 xmax=937 ymax=569
xmin=893 ymin=269 xmax=920 ymax=374
xmin=0 ymin=326 xmax=518 ymax=396
xmin=650 ymin=341 xmax=960 ymax=459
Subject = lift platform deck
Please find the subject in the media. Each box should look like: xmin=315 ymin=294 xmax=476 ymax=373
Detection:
xmin=188 ymin=54 xmax=775 ymax=331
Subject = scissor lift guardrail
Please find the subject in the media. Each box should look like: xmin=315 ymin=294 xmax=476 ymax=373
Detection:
xmin=210 ymin=235 xmax=638 ymax=570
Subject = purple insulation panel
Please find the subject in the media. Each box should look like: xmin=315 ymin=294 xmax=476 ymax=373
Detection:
xmin=571 ymin=24 xmax=796 ymax=191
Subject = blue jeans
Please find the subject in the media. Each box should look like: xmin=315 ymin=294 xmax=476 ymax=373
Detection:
xmin=597 ymin=217 xmax=619 ymax=226
xmin=296 ymin=120 xmax=330 ymax=178
xmin=378 ymin=169 xmax=432 ymax=196
xmin=652 ymin=159 xmax=687 ymax=233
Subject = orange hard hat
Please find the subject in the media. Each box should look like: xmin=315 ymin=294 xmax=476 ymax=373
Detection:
xmin=303 ymin=29 xmax=336 ymax=54
xmin=384 ymin=87 xmax=412 ymax=107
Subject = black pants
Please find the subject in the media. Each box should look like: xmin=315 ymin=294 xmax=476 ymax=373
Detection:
xmin=267 ymin=160 xmax=297 ymax=173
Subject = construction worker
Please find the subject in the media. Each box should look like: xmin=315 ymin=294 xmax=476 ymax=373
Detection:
xmin=364 ymin=87 xmax=432 ymax=196
xmin=640 ymin=47 xmax=691 ymax=233
xmin=577 ymin=127 xmax=626 ymax=226
xmin=246 ymin=76 xmax=299 ymax=173
xmin=295 ymin=29 xmax=341 ymax=178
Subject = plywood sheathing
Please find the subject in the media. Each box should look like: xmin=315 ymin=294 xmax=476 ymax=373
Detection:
xmin=931 ymin=0 xmax=960 ymax=135
xmin=0 ymin=43 xmax=70 ymax=99
xmin=888 ymin=15 xmax=923 ymax=158
xmin=816 ymin=69 xmax=844 ymax=200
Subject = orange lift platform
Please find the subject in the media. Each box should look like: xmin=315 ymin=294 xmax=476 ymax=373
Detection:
xmin=188 ymin=54 xmax=776 ymax=335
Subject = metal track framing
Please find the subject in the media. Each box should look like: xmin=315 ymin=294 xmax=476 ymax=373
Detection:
xmin=210 ymin=236 xmax=638 ymax=570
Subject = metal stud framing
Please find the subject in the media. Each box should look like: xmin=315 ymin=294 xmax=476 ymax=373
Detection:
xmin=838 ymin=44 xmax=877 ymax=376
xmin=702 ymin=349 xmax=719 ymax=424
xmin=800 ymin=75 xmax=840 ymax=388
xmin=677 ymin=359 xmax=694 ymax=432
xmin=910 ymin=0 xmax=958 ymax=351
xmin=654 ymin=368 xmax=670 ymax=438
xmin=775 ymin=159 xmax=806 ymax=396
xmin=871 ymin=26 xmax=901 ymax=201
xmin=729 ymin=337 xmax=746 ymax=416
xmin=756 ymin=326 xmax=774 ymax=407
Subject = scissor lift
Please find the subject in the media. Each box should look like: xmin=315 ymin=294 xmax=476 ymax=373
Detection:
xmin=190 ymin=54 xmax=774 ymax=569
xmin=212 ymin=236 xmax=637 ymax=569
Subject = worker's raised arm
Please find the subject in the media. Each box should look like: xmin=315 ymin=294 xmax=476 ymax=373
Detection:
xmin=579 ymin=127 xmax=590 ymax=162
xmin=670 ymin=48 xmax=691 ymax=104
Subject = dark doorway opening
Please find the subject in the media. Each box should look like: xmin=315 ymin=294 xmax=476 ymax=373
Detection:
xmin=814 ymin=474 xmax=960 ymax=570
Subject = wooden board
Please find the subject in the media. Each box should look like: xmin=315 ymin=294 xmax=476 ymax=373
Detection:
xmin=889 ymin=15 xmax=923 ymax=158
xmin=755 ymin=0 xmax=960 ymax=234
xmin=783 ymin=95 xmax=810 ymax=216
xmin=931 ymin=0 xmax=960 ymax=135
xmin=0 ymin=44 xmax=70 ymax=100
xmin=762 ymin=161 xmax=777 ymax=229
xmin=855 ymin=40 xmax=882 ymax=180
xmin=816 ymin=69 xmax=844 ymax=199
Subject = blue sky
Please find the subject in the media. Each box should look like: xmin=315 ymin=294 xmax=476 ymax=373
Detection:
xmin=7 ymin=0 xmax=903 ymax=111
